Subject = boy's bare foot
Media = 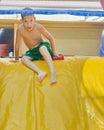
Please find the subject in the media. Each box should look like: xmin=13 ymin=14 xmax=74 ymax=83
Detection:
xmin=38 ymin=71 xmax=47 ymax=82
xmin=50 ymin=71 xmax=57 ymax=84
xmin=50 ymin=78 xmax=57 ymax=84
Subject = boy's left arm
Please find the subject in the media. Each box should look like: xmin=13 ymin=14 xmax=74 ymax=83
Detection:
xmin=39 ymin=25 xmax=58 ymax=56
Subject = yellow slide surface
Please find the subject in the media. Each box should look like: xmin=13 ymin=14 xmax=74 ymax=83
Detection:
xmin=0 ymin=57 xmax=104 ymax=130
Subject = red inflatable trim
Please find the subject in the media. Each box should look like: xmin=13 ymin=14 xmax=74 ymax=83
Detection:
xmin=42 ymin=54 xmax=64 ymax=60
xmin=52 ymin=54 xmax=64 ymax=60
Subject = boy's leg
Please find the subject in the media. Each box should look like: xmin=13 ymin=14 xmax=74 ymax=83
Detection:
xmin=39 ymin=46 xmax=56 ymax=84
xmin=21 ymin=56 xmax=47 ymax=82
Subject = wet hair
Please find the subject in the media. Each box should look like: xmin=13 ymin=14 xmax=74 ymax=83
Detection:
xmin=21 ymin=7 xmax=34 ymax=19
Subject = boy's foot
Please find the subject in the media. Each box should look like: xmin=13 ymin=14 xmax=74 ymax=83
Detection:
xmin=50 ymin=71 xmax=57 ymax=84
xmin=38 ymin=72 xmax=47 ymax=82
xmin=50 ymin=78 xmax=57 ymax=84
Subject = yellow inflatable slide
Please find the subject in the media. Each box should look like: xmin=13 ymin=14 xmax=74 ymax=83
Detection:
xmin=0 ymin=57 xmax=104 ymax=130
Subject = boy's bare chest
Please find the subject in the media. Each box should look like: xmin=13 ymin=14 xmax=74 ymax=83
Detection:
xmin=22 ymin=30 xmax=41 ymax=41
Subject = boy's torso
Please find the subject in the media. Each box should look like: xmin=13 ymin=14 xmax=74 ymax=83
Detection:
xmin=19 ymin=24 xmax=43 ymax=48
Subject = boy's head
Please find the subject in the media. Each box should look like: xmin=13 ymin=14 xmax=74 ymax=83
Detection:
xmin=21 ymin=8 xmax=36 ymax=32
xmin=21 ymin=7 xmax=34 ymax=20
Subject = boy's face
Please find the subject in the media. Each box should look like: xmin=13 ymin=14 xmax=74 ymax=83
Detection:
xmin=22 ymin=15 xmax=35 ymax=32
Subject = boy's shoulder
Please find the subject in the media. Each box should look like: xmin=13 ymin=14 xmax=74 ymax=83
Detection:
xmin=35 ymin=23 xmax=45 ymax=31
xmin=18 ymin=24 xmax=23 ymax=30
xmin=17 ymin=24 xmax=24 ymax=33
xmin=35 ymin=23 xmax=44 ymax=28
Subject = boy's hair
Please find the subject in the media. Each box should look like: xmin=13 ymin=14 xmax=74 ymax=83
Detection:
xmin=21 ymin=7 xmax=34 ymax=19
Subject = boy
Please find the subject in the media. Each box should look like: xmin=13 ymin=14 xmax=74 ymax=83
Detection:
xmin=14 ymin=8 xmax=57 ymax=84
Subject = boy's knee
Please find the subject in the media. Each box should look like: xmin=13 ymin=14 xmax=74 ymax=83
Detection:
xmin=40 ymin=46 xmax=47 ymax=50
xmin=39 ymin=46 xmax=48 ymax=53
xmin=21 ymin=56 xmax=30 ymax=63
xmin=21 ymin=56 xmax=26 ymax=63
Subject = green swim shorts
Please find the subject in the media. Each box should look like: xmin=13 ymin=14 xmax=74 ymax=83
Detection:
xmin=24 ymin=42 xmax=53 ymax=60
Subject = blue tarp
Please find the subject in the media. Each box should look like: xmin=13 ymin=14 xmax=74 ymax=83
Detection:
xmin=0 ymin=10 xmax=104 ymax=17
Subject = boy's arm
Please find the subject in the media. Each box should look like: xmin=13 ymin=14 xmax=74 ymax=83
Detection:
xmin=14 ymin=29 xmax=21 ymax=61
xmin=39 ymin=25 xmax=57 ymax=56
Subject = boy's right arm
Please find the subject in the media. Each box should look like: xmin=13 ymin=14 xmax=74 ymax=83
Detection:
xmin=14 ymin=29 xmax=21 ymax=61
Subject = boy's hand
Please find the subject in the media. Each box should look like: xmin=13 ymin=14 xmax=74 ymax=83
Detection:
xmin=52 ymin=54 xmax=64 ymax=60
xmin=53 ymin=52 xmax=58 ymax=57
xmin=9 ymin=59 xmax=19 ymax=63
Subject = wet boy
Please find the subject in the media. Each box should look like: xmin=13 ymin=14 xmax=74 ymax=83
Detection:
xmin=14 ymin=8 xmax=57 ymax=84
